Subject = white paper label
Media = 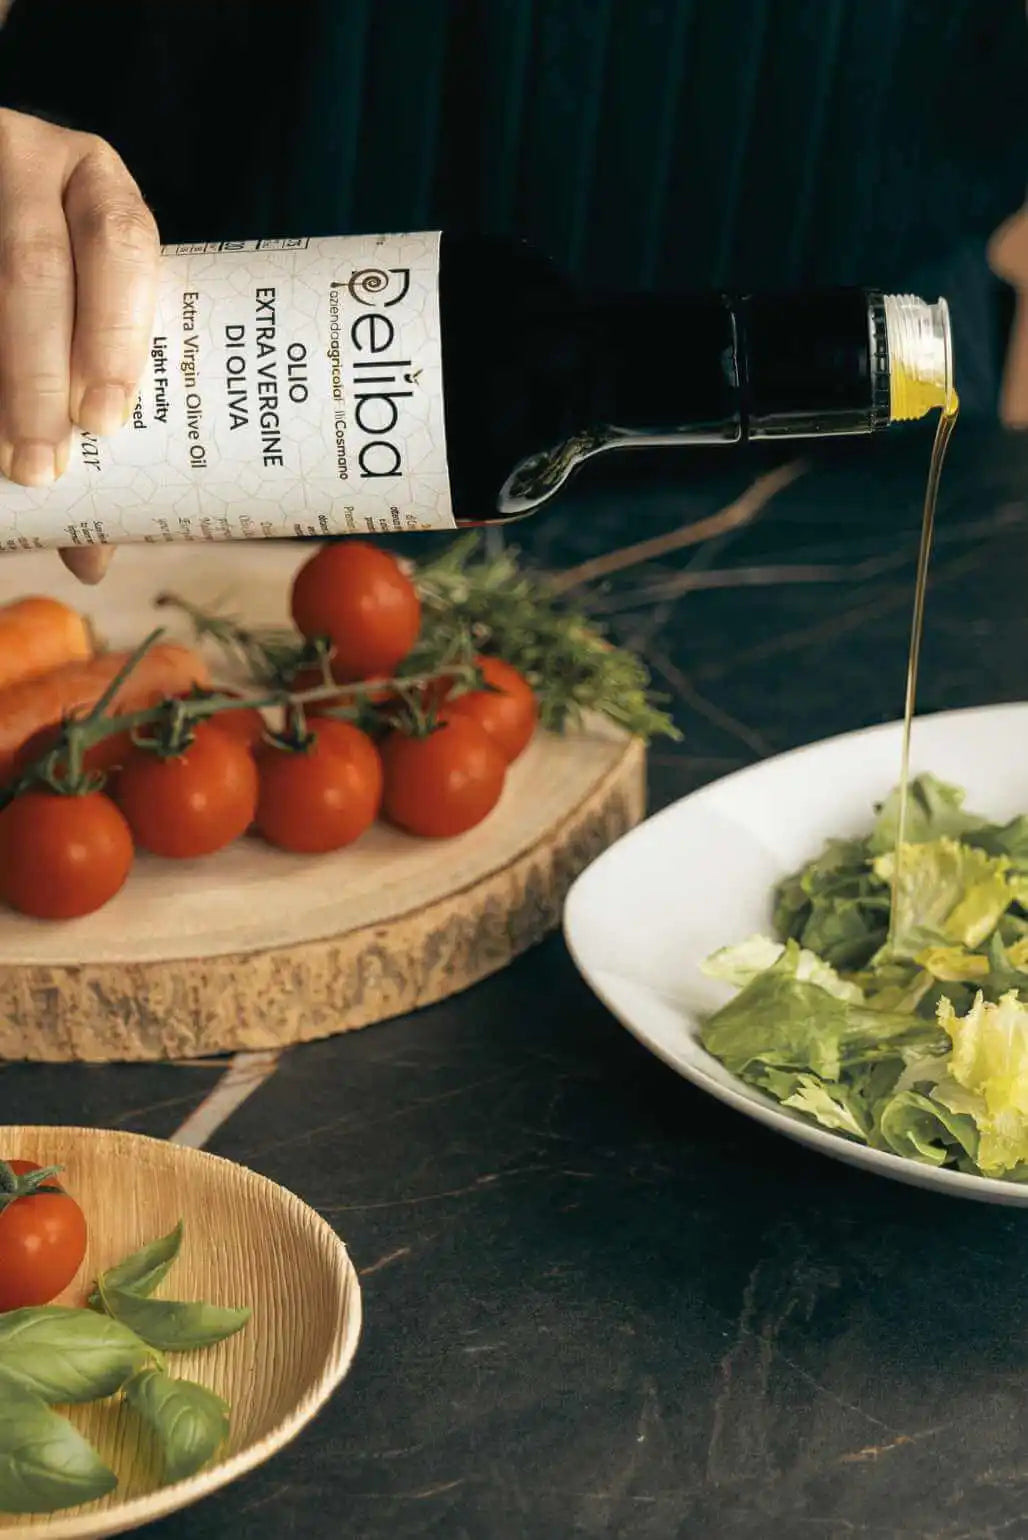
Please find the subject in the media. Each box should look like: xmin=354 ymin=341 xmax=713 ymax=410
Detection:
xmin=0 ymin=232 xmax=455 ymax=552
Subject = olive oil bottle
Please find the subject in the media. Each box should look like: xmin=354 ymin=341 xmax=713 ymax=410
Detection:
xmin=0 ymin=232 xmax=953 ymax=554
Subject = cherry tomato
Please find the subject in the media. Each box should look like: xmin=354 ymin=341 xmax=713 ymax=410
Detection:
xmin=115 ymin=723 xmax=258 ymax=858
xmin=0 ymin=1160 xmax=88 ymax=1311
xmin=445 ymin=657 xmax=538 ymax=762
xmin=381 ymin=716 xmax=507 ymax=838
xmin=290 ymin=542 xmax=422 ymax=682
xmin=255 ymin=719 xmax=382 ymax=853
xmin=0 ymin=790 xmax=134 ymax=919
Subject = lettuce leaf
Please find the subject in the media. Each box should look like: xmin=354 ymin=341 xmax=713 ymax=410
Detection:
xmin=700 ymin=942 xmax=945 ymax=1086
xmin=702 ymin=935 xmax=863 ymax=1001
xmin=773 ymin=838 xmax=889 ymax=972
xmin=874 ymin=1089 xmax=978 ymax=1167
xmin=873 ymin=839 xmax=1012 ymax=961
xmin=869 ymin=774 xmax=987 ymax=856
xmin=761 ymin=1069 xmax=870 ymax=1141
xmin=927 ymin=992 xmax=1028 ymax=1174
xmin=857 ymin=958 xmax=936 ymax=1016
xmin=916 ymin=935 xmax=1028 ymax=1002
xmin=915 ymin=945 xmax=990 ymax=983
xmin=966 ymin=815 xmax=1028 ymax=873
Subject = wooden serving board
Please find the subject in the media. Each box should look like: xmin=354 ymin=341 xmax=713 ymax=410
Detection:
xmin=0 ymin=544 xmax=645 ymax=1063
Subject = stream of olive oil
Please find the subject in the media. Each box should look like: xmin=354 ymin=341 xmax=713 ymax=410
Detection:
xmin=888 ymin=395 xmax=960 ymax=943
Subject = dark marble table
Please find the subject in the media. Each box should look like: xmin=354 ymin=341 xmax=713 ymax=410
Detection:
xmin=4 ymin=424 xmax=1028 ymax=1540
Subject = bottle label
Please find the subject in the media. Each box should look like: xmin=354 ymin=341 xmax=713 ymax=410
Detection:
xmin=0 ymin=232 xmax=455 ymax=552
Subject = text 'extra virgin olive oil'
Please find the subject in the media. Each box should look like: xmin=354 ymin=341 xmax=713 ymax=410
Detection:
xmin=886 ymin=296 xmax=958 ymax=946
xmin=0 ymin=231 xmax=953 ymax=555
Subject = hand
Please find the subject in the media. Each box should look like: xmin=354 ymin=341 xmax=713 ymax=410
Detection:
xmin=0 ymin=109 xmax=159 ymax=583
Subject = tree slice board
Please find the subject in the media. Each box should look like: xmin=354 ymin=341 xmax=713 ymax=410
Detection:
xmin=0 ymin=545 xmax=645 ymax=1062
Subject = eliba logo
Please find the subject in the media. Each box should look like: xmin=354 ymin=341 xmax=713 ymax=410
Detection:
xmin=333 ymin=267 xmax=420 ymax=480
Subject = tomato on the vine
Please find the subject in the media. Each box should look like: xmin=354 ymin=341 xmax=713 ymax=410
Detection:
xmin=116 ymin=723 xmax=258 ymax=858
xmin=290 ymin=541 xmax=422 ymax=682
xmin=445 ymin=656 xmax=537 ymax=762
xmin=381 ymin=715 xmax=507 ymax=838
xmin=0 ymin=1160 xmax=88 ymax=1311
xmin=0 ymin=790 xmax=134 ymax=919
xmin=255 ymin=718 xmax=382 ymax=854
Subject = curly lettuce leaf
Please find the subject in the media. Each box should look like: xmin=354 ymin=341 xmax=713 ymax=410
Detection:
xmin=931 ymin=992 xmax=1028 ymax=1176
xmin=873 ymin=839 xmax=1013 ymax=961
xmin=700 ymin=941 xmax=945 ymax=1085
xmin=702 ymin=935 xmax=863 ymax=1001
xmin=760 ymin=1070 xmax=870 ymax=1141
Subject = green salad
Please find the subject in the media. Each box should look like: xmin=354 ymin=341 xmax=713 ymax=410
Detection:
xmin=700 ymin=774 xmax=1028 ymax=1180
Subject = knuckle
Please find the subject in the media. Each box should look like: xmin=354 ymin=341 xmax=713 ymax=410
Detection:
xmin=2 ymin=375 xmax=68 ymax=425
xmin=0 ymin=230 xmax=69 ymax=290
xmin=77 ymin=198 xmax=159 ymax=263
xmin=0 ymin=106 xmax=40 ymax=150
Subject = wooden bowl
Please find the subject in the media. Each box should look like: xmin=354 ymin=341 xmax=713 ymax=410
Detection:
xmin=0 ymin=1127 xmax=361 ymax=1538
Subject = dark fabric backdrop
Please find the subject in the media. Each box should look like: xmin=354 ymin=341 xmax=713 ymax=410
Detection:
xmin=0 ymin=0 xmax=1024 ymax=416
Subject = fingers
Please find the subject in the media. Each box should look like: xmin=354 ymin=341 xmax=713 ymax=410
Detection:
xmin=0 ymin=112 xmax=159 ymax=583
xmin=0 ymin=114 xmax=75 ymax=485
xmin=65 ymin=141 xmax=159 ymax=436
xmin=59 ymin=545 xmax=114 ymax=584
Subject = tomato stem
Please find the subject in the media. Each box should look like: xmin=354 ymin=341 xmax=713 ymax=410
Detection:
xmin=0 ymin=1160 xmax=64 ymax=1211
xmin=6 ymin=639 xmax=471 ymax=800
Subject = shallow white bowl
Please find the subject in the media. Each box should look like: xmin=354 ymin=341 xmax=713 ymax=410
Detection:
xmin=564 ymin=703 xmax=1028 ymax=1207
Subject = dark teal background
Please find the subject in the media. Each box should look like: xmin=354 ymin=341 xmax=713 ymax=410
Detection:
xmin=1 ymin=0 xmax=1024 ymax=414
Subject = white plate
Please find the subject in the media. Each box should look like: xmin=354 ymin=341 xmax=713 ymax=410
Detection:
xmin=564 ymin=703 xmax=1028 ymax=1206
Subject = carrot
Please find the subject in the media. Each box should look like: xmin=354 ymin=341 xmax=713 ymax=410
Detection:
xmin=0 ymin=596 xmax=93 ymax=692
xmin=0 ymin=643 xmax=211 ymax=784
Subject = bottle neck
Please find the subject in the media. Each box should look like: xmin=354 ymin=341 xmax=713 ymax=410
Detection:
xmin=494 ymin=284 xmax=953 ymax=518
xmin=496 ymin=287 xmax=891 ymax=516
xmin=583 ymin=288 xmax=892 ymax=440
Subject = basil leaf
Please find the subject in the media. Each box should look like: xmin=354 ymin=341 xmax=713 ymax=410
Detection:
xmin=0 ymin=1383 xmax=116 ymax=1514
xmin=125 ymin=1368 xmax=230 ymax=1484
xmin=0 ymin=1307 xmax=149 ymax=1404
xmin=88 ymin=1220 xmax=185 ymax=1308
xmin=100 ymin=1286 xmax=251 ymax=1352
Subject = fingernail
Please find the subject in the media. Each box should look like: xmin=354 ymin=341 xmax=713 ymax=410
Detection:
xmin=3 ymin=440 xmax=59 ymax=486
xmin=76 ymin=382 xmax=129 ymax=436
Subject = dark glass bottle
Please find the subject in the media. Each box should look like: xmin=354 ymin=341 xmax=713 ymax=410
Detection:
xmin=0 ymin=230 xmax=951 ymax=553
xmin=438 ymin=235 xmax=952 ymax=525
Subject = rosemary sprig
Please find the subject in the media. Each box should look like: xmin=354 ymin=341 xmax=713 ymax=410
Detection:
xmin=154 ymin=592 xmax=320 ymax=687
xmin=163 ymin=539 xmax=678 ymax=741
xmin=411 ymin=535 xmax=679 ymax=740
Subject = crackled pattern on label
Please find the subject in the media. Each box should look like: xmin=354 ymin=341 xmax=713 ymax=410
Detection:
xmin=0 ymin=232 xmax=454 ymax=552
